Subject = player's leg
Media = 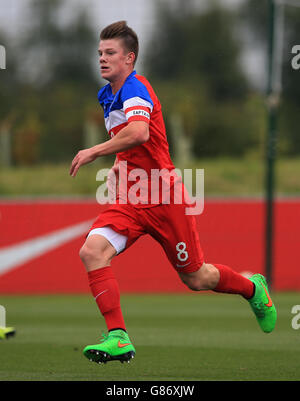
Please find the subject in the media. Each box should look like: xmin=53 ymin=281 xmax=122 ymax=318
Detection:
xmin=178 ymin=262 xmax=254 ymax=299
xmin=178 ymin=264 xmax=277 ymax=333
xmin=79 ymin=231 xmax=125 ymax=331
xmin=146 ymin=203 xmax=276 ymax=333
xmin=79 ymin=232 xmax=116 ymax=271
xmin=80 ymin=205 xmax=145 ymax=364
xmin=80 ymin=229 xmax=136 ymax=364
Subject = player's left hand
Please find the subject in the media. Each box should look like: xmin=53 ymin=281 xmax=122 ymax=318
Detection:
xmin=69 ymin=148 xmax=97 ymax=177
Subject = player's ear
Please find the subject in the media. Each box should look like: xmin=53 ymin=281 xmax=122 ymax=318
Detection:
xmin=126 ymin=51 xmax=135 ymax=66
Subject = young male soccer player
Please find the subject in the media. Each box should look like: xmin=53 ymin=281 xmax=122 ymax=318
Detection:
xmin=70 ymin=21 xmax=277 ymax=364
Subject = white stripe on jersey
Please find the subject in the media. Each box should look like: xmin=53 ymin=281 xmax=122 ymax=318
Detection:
xmin=105 ymin=109 xmax=126 ymax=133
xmin=105 ymin=97 xmax=153 ymax=133
xmin=123 ymin=96 xmax=153 ymax=113
xmin=126 ymin=109 xmax=150 ymax=120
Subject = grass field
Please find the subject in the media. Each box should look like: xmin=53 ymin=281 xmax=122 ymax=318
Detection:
xmin=1 ymin=292 xmax=300 ymax=381
xmin=1 ymin=157 xmax=300 ymax=197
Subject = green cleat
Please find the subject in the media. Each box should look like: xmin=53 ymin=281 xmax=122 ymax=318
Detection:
xmin=248 ymin=274 xmax=277 ymax=333
xmin=83 ymin=329 xmax=135 ymax=364
xmin=0 ymin=326 xmax=16 ymax=340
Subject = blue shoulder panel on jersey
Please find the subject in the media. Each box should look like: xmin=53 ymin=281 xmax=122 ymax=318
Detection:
xmin=97 ymin=84 xmax=114 ymax=118
xmin=120 ymin=72 xmax=153 ymax=107
xmin=97 ymin=71 xmax=153 ymax=118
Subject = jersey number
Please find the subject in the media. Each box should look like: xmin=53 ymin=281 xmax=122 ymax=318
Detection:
xmin=176 ymin=242 xmax=189 ymax=262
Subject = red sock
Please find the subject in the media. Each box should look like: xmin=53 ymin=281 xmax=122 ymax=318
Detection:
xmin=87 ymin=266 xmax=126 ymax=332
xmin=213 ymin=263 xmax=255 ymax=299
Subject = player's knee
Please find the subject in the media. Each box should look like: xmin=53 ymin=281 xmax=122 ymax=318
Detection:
xmin=79 ymin=243 xmax=107 ymax=267
xmin=179 ymin=263 xmax=219 ymax=291
xmin=186 ymin=278 xmax=203 ymax=292
xmin=179 ymin=268 xmax=204 ymax=291
xmin=79 ymin=244 xmax=94 ymax=265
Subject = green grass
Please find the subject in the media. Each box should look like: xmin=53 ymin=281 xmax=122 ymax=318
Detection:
xmin=1 ymin=157 xmax=300 ymax=197
xmin=1 ymin=293 xmax=300 ymax=381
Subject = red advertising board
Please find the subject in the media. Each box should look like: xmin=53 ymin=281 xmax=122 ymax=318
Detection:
xmin=0 ymin=199 xmax=299 ymax=293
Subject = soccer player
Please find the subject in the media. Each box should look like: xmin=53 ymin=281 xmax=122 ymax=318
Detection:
xmin=70 ymin=21 xmax=277 ymax=364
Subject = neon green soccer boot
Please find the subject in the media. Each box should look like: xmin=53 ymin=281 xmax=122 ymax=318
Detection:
xmin=248 ymin=274 xmax=277 ymax=333
xmin=83 ymin=329 xmax=135 ymax=364
xmin=0 ymin=326 xmax=16 ymax=340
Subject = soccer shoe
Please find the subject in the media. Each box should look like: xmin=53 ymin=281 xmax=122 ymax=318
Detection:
xmin=0 ymin=326 xmax=16 ymax=340
xmin=248 ymin=274 xmax=277 ymax=333
xmin=83 ymin=329 xmax=135 ymax=364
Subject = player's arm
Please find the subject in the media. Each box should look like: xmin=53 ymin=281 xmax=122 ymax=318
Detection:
xmin=94 ymin=120 xmax=149 ymax=156
xmin=69 ymin=121 xmax=149 ymax=177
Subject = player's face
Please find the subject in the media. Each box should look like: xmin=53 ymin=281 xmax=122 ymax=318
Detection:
xmin=98 ymin=39 xmax=133 ymax=82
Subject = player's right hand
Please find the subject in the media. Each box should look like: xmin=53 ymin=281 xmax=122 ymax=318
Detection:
xmin=69 ymin=148 xmax=97 ymax=177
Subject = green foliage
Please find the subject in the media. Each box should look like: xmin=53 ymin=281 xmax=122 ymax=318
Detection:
xmin=145 ymin=0 xmax=300 ymax=158
xmin=145 ymin=2 xmax=257 ymax=158
xmin=0 ymin=0 xmax=102 ymax=165
xmin=242 ymin=0 xmax=300 ymax=155
xmin=0 ymin=0 xmax=300 ymax=166
xmin=37 ymin=83 xmax=99 ymax=162
xmin=146 ymin=2 xmax=248 ymax=101
xmin=13 ymin=113 xmax=42 ymax=165
xmin=19 ymin=0 xmax=98 ymax=88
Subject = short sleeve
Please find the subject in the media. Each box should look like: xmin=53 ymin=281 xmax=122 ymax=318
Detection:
xmin=121 ymin=77 xmax=153 ymax=124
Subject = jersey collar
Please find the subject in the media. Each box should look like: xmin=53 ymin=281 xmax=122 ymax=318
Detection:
xmin=110 ymin=70 xmax=136 ymax=95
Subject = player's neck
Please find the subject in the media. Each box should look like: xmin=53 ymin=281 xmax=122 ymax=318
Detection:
xmin=110 ymin=69 xmax=134 ymax=94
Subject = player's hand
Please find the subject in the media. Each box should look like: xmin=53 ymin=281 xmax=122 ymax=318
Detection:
xmin=69 ymin=148 xmax=97 ymax=177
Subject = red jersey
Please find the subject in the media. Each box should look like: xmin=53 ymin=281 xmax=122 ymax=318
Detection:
xmin=98 ymin=70 xmax=181 ymax=207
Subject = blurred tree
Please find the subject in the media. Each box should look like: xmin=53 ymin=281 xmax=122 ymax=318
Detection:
xmin=145 ymin=1 xmax=253 ymax=158
xmin=0 ymin=30 xmax=19 ymax=117
xmin=146 ymin=1 xmax=248 ymax=102
xmin=242 ymin=0 xmax=300 ymax=155
xmin=8 ymin=0 xmax=102 ymax=163
xmin=0 ymin=30 xmax=20 ymax=166
xmin=280 ymin=5 xmax=300 ymax=155
xmin=13 ymin=113 xmax=42 ymax=165
xmin=18 ymin=0 xmax=98 ymax=88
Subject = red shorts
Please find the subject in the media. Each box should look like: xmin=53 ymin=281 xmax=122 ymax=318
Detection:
xmin=89 ymin=203 xmax=204 ymax=274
